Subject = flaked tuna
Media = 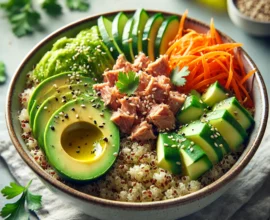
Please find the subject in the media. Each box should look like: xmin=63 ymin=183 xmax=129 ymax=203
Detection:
xmin=167 ymin=91 xmax=186 ymax=114
xmin=132 ymin=53 xmax=150 ymax=71
xmin=111 ymin=109 xmax=135 ymax=134
xmin=146 ymin=55 xmax=171 ymax=77
xmin=130 ymin=121 xmax=156 ymax=141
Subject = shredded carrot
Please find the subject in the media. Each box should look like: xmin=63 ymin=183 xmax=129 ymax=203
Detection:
xmin=166 ymin=11 xmax=255 ymax=108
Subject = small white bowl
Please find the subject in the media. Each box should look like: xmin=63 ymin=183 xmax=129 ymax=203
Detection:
xmin=227 ymin=0 xmax=270 ymax=36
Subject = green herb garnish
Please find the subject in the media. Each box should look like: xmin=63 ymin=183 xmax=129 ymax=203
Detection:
xmin=66 ymin=0 xmax=89 ymax=11
xmin=0 ymin=180 xmax=42 ymax=220
xmin=0 ymin=0 xmax=41 ymax=37
xmin=41 ymin=0 xmax=62 ymax=16
xmin=116 ymin=71 xmax=139 ymax=96
xmin=171 ymin=66 xmax=190 ymax=87
xmin=0 ymin=62 xmax=7 ymax=84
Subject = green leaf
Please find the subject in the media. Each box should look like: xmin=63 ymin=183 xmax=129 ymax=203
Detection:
xmin=0 ymin=61 xmax=7 ymax=84
xmin=41 ymin=0 xmax=62 ymax=16
xmin=26 ymin=191 xmax=42 ymax=211
xmin=66 ymin=0 xmax=89 ymax=11
xmin=1 ymin=182 xmax=25 ymax=199
xmin=171 ymin=66 xmax=190 ymax=87
xmin=0 ymin=193 xmax=29 ymax=220
xmin=116 ymin=71 xmax=139 ymax=96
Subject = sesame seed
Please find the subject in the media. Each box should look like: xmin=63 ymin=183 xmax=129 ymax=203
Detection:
xmin=113 ymin=152 xmax=118 ymax=157
xmin=76 ymin=114 xmax=79 ymax=119
xmin=176 ymin=161 xmax=181 ymax=165
xmin=44 ymin=106 xmax=47 ymax=110
xmin=81 ymin=104 xmax=86 ymax=108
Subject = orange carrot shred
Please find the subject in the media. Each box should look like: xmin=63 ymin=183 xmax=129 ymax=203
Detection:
xmin=240 ymin=69 xmax=256 ymax=85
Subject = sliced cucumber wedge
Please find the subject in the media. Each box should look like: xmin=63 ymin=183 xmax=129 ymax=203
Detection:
xmin=142 ymin=13 xmax=164 ymax=61
xmin=131 ymin=9 xmax=149 ymax=55
xmin=203 ymin=109 xmax=248 ymax=152
xmin=201 ymin=81 xmax=229 ymax=107
xmin=97 ymin=16 xmax=123 ymax=59
xmin=213 ymin=97 xmax=254 ymax=130
xmin=122 ymin=18 xmax=135 ymax=62
xmin=176 ymin=95 xmax=207 ymax=124
xmin=155 ymin=16 xmax=179 ymax=59
xmin=112 ymin=12 xmax=129 ymax=51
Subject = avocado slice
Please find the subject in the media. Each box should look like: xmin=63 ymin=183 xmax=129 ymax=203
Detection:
xmin=213 ymin=97 xmax=254 ymax=130
xmin=201 ymin=81 xmax=229 ymax=107
xmin=44 ymin=97 xmax=120 ymax=182
xmin=180 ymin=121 xmax=230 ymax=164
xmin=142 ymin=13 xmax=164 ymax=61
xmin=203 ymin=109 xmax=248 ymax=152
xmin=176 ymin=95 xmax=207 ymax=124
xmin=29 ymin=78 xmax=95 ymax=128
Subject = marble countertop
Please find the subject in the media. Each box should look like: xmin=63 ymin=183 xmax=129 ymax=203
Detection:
xmin=0 ymin=0 xmax=269 ymax=218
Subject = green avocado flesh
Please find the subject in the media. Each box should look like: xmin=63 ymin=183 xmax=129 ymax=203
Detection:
xmin=180 ymin=121 xmax=229 ymax=164
xmin=203 ymin=109 xmax=248 ymax=152
xmin=44 ymin=98 xmax=120 ymax=181
xmin=32 ymin=26 xmax=114 ymax=82
xmin=29 ymin=76 xmax=95 ymax=128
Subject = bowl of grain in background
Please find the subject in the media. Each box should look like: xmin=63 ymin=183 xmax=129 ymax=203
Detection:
xmin=227 ymin=0 xmax=270 ymax=36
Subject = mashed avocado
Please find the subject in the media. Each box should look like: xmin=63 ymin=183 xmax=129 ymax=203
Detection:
xmin=33 ymin=26 xmax=115 ymax=82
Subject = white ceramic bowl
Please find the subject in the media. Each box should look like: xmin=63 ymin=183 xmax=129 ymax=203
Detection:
xmin=227 ymin=0 xmax=270 ymax=36
xmin=6 ymin=10 xmax=269 ymax=220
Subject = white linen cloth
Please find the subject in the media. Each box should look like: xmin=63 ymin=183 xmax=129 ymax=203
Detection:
xmin=0 ymin=120 xmax=270 ymax=220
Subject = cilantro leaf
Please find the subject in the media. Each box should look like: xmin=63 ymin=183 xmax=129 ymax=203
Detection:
xmin=171 ymin=66 xmax=190 ymax=86
xmin=41 ymin=0 xmax=62 ymax=16
xmin=66 ymin=0 xmax=89 ymax=11
xmin=1 ymin=182 xmax=25 ymax=199
xmin=0 ymin=62 xmax=7 ymax=84
xmin=116 ymin=71 xmax=139 ymax=96
xmin=0 ymin=180 xmax=42 ymax=220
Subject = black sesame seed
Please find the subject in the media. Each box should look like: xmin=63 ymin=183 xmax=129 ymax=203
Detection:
xmin=94 ymin=120 xmax=97 ymax=125
xmin=103 ymin=137 xmax=108 ymax=142
xmin=76 ymin=150 xmax=80 ymax=153
xmin=71 ymin=108 xmax=75 ymax=111
xmin=64 ymin=114 xmax=69 ymax=119
xmin=50 ymin=126 xmax=55 ymax=131
xmin=99 ymin=125 xmax=104 ymax=128
xmin=55 ymin=97 xmax=59 ymax=101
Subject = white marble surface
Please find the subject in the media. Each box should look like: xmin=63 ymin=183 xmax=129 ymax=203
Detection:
xmin=0 ymin=0 xmax=269 ymax=219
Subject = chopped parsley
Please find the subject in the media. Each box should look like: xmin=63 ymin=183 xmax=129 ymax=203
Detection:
xmin=171 ymin=66 xmax=190 ymax=87
xmin=0 ymin=180 xmax=42 ymax=219
xmin=66 ymin=0 xmax=89 ymax=11
xmin=116 ymin=71 xmax=139 ymax=96
xmin=41 ymin=0 xmax=62 ymax=16
xmin=0 ymin=62 xmax=7 ymax=84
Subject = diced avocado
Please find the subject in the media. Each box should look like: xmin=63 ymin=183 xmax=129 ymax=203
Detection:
xmin=44 ymin=97 xmax=120 ymax=182
xmin=203 ymin=109 xmax=248 ymax=152
xmin=201 ymin=81 xmax=229 ymax=107
xmin=112 ymin=12 xmax=129 ymax=51
xmin=33 ymin=26 xmax=114 ymax=81
xmin=213 ymin=97 xmax=254 ymax=130
xmin=131 ymin=9 xmax=149 ymax=55
xmin=179 ymin=136 xmax=212 ymax=180
xmin=29 ymin=77 xmax=95 ymax=128
xmin=122 ymin=18 xmax=135 ymax=62
xmin=142 ymin=13 xmax=164 ymax=61
xmin=180 ymin=121 xmax=228 ymax=164
xmin=97 ymin=16 xmax=123 ymax=59
xmin=176 ymin=95 xmax=207 ymax=124
xmin=157 ymin=132 xmax=181 ymax=174
xmin=155 ymin=16 xmax=179 ymax=59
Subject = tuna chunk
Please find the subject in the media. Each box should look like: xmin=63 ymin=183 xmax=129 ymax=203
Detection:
xmin=119 ymin=97 xmax=139 ymax=115
xmin=130 ymin=121 xmax=156 ymax=141
xmin=137 ymin=71 xmax=152 ymax=92
xmin=93 ymin=84 xmax=123 ymax=110
xmin=147 ymin=104 xmax=175 ymax=131
xmin=111 ymin=109 xmax=135 ymax=134
xmin=167 ymin=91 xmax=186 ymax=114
xmin=132 ymin=53 xmax=150 ymax=71
xmin=113 ymin=54 xmax=133 ymax=72
xmin=103 ymin=69 xmax=120 ymax=86
xmin=146 ymin=55 xmax=171 ymax=77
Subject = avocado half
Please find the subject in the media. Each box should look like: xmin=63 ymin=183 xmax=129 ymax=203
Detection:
xmin=44 ymin=97 xmax=120 ymax=182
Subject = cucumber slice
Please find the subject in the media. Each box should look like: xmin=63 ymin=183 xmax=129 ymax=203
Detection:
xmin=179 ymin=137 xmax=213 ymax=180
xmin=203 ymin=109 xmax=248 ymax=152
xmin=97 ymin=16 xmax=123 ymax=59
xmin=201 ymin=81 xmax=229 ymax=107
xmin=176 ymin=95 xmax=207 ymax=124
xmin=122 ymin=18 xmax=135 ymax=62
xmin=190 ymin=89 xmax=201 ymax=98
xmin=155 ymin=16 xmax=179 ymax=59
xmin=112 ymin=12 xmax=129 ymax=51
xmin=157 ymin=132 xmax=181 ymax=174
xmin=142 ymin=13 xmax=164 ymax=61
xmin=180 ymin=121 xmax=227 ymax=164
xmin=213 ymin=97 xmax=254 ymax=130
xmin=131 ymin=9 xmax=149 ymax=55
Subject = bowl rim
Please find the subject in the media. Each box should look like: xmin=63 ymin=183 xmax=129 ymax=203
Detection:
xmin=228 ymin=0 xmax=270 ymax=24
xmin=6 ymin=9 xmax=269 ymax=209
